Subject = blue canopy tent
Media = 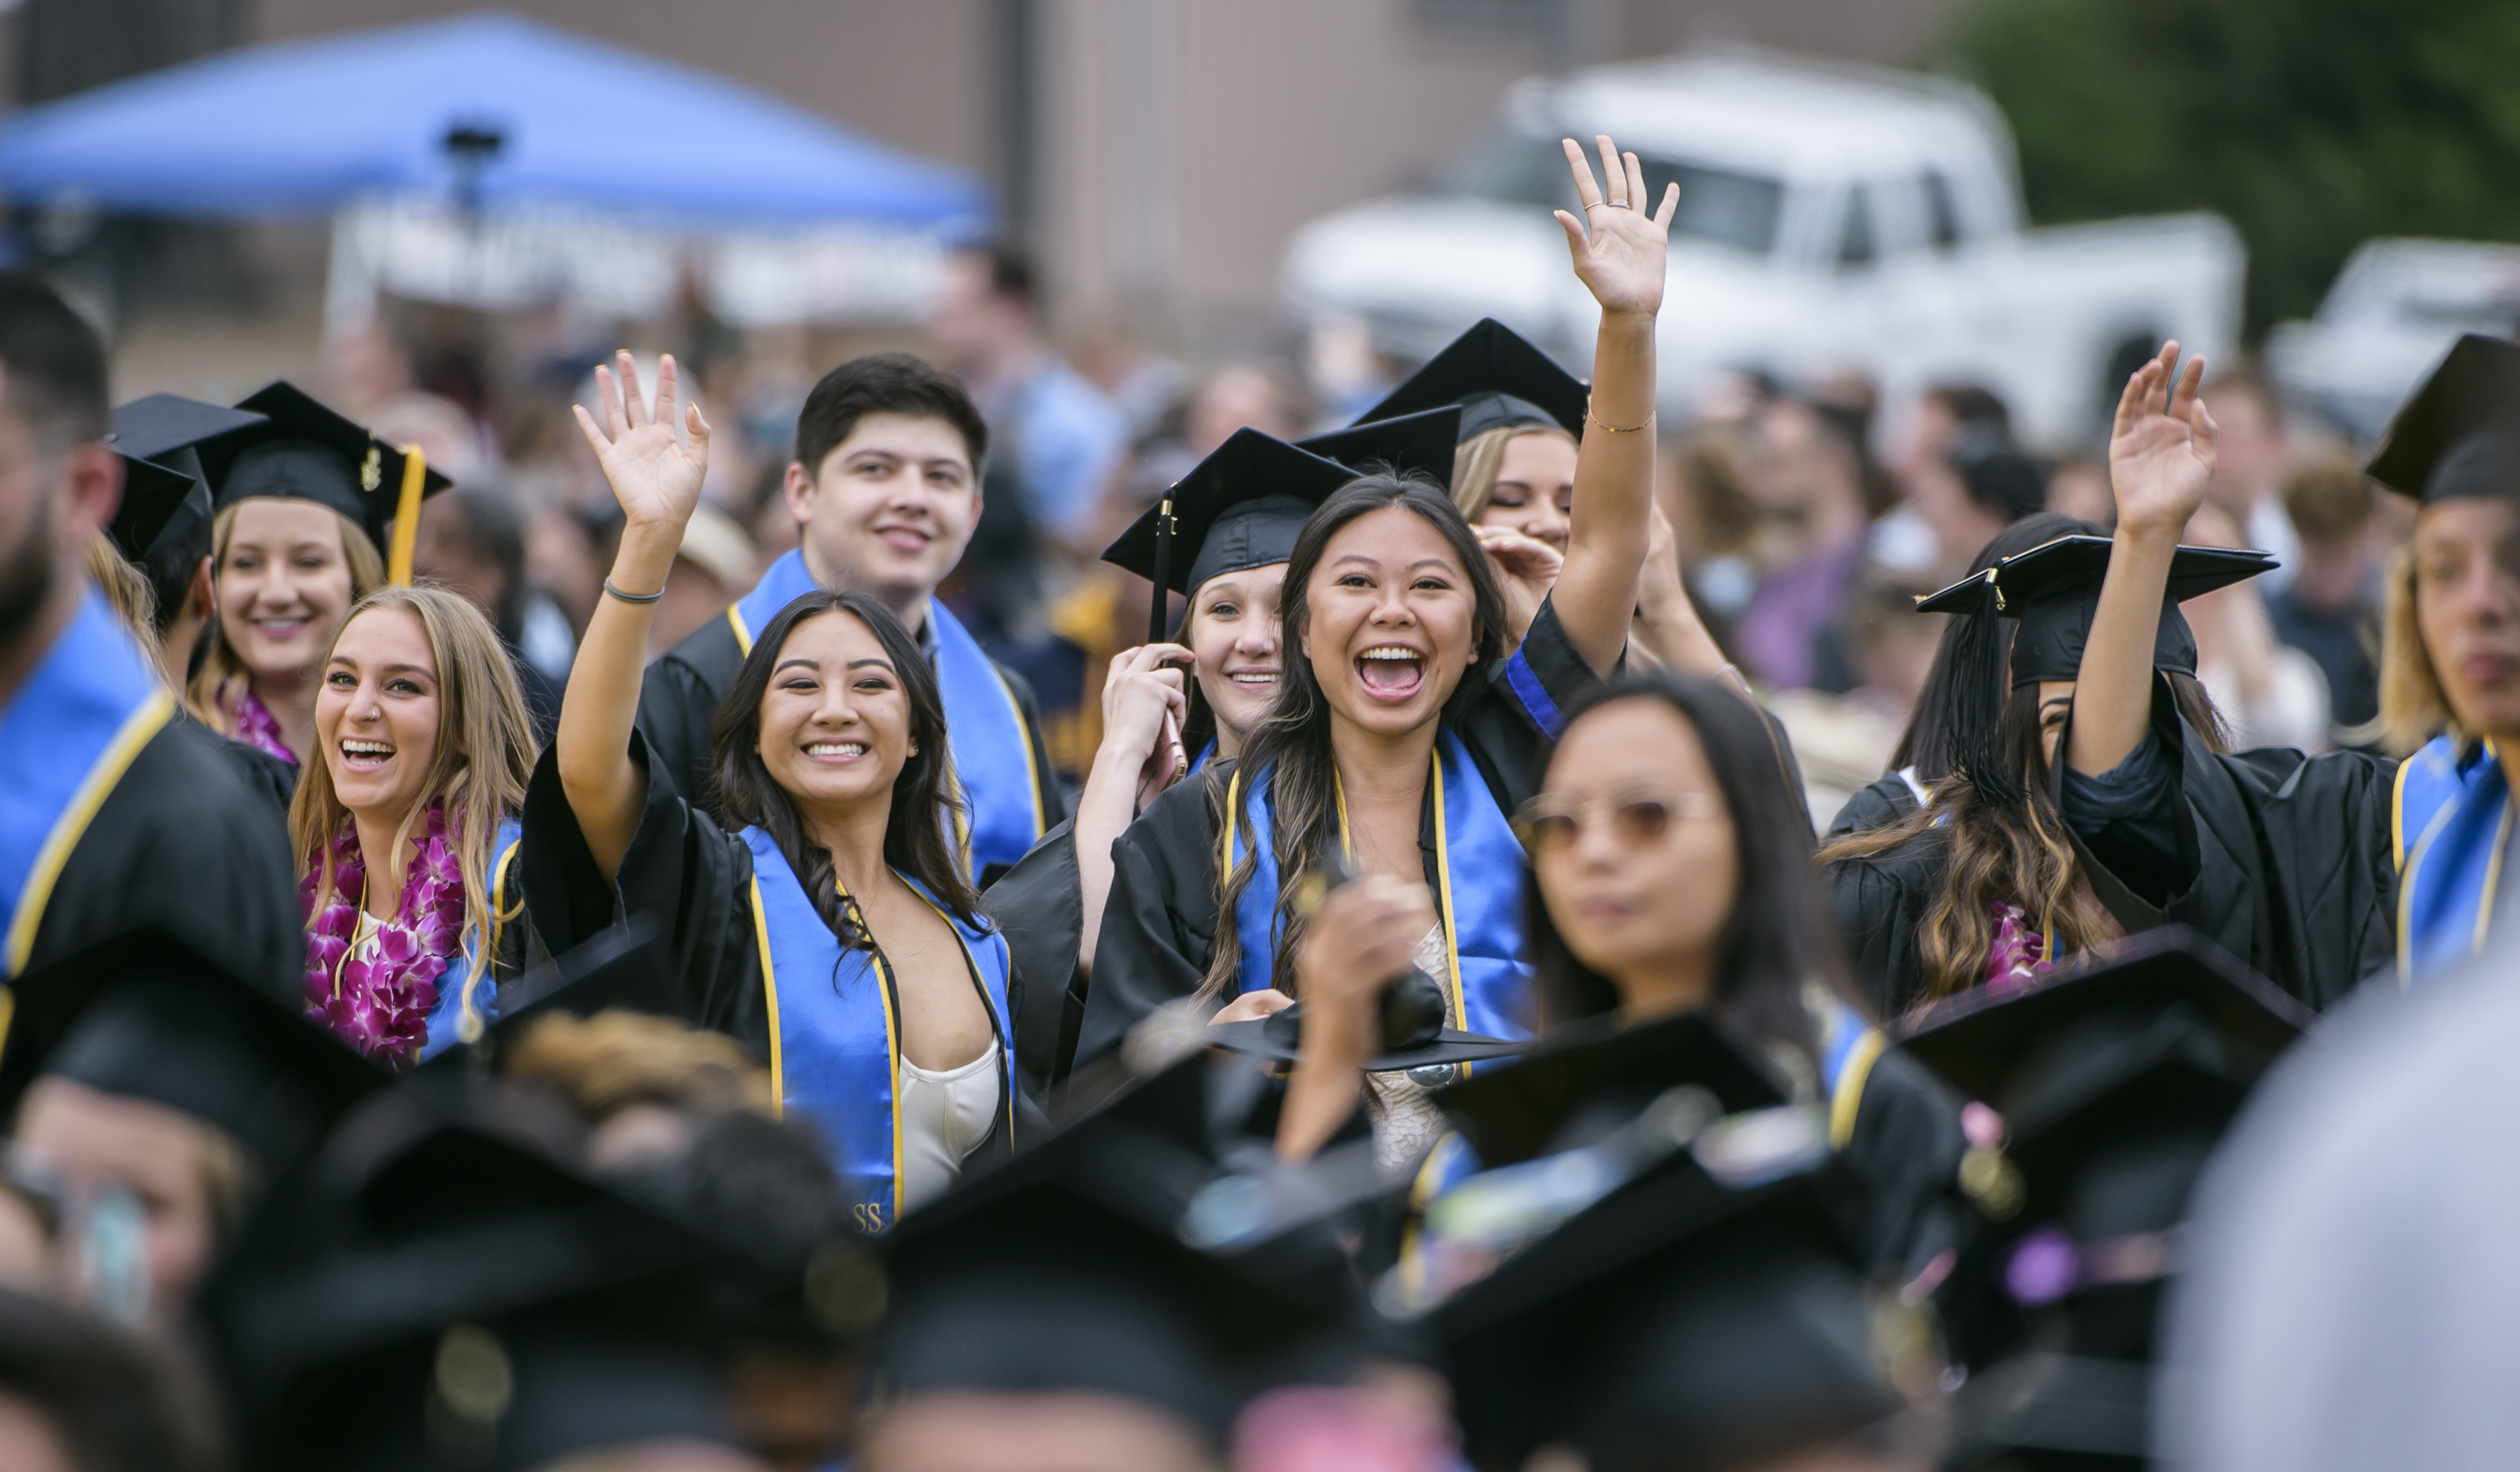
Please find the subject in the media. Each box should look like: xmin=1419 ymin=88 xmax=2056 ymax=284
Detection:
xmin=0 ymin=11 xmax=989 ymax=232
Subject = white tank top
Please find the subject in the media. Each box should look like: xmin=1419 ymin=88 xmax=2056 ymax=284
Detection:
xmin=895 ymin=1042 xmax=1004 ymax=1212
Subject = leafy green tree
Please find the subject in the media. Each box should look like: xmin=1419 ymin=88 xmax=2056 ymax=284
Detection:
xmin=1939 ymin=0 xmax=2520 ymax=336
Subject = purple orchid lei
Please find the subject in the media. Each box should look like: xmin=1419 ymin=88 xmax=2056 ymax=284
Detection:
xmin=232 ymin=686 xmax=296 ymax=764
xmin=1983 ymin=899 xmax=2051 ymax=995
xmin=301 ymin=802 xmax=468 ymax=1069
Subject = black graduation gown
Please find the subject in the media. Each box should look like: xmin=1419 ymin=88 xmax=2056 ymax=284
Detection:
xmin=1825 ymin=685 xmax=2397 ymax=1017
xmin=979 ymin=816 xmax=1086 ymax=1096
xmin=634 ymin=608 xmax=1067 ymax=865
xmin=1076 ymin=597 xmax=1605 ymax=1070
xmin=25 ymin=715 xmax=302 ymax=999
xmin=515 ymin=735 xmax=1036 ymax=1156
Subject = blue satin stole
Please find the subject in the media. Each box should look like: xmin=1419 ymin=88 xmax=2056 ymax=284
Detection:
xmin=1220 ymin=726 xmax=1533 ymax=1043
xmin=741 ymin=827 xmax=1016 ymax=1234
xmin=416 ymin=818 xmax=524 ymax=1063
xmin=2395 ymin=735 xmax=2512 ymax=985
xmin=728 ymin=550 xmax=1047 ymax=883
xmin=0 ymin=591 xmax=174 ymax=977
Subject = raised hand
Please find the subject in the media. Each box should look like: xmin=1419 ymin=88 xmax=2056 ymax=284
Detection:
xmin=1554 ymin=134 xmax=1678 ymax=319
xmin=1098 ymin=643 xmax=1191 ymax=812
xmin=1475 ymin=524 xmax=1561 ymax=648
xmin=573 ymin=350 xmax=712 ymax=533
xmin=2108 ymin=342 xmax=2217 ymax=542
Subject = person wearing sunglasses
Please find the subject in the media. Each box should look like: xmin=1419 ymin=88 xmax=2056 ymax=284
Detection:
xmin=1317 ymin=674 xmax=1961 ymax=1300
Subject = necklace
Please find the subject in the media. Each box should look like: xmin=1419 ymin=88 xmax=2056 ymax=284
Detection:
xmin=301 ymin=802 xmax=467 ymax=1068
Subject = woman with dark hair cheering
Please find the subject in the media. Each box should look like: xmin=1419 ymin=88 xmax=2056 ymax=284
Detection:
xmin=1373 ymin=675 xmax=1958 ymax=1302
xmin=528 ymin=353 xmax=1018 ymax=1231
xmin=1077 ymin=134 xmax=1672 ymax=1166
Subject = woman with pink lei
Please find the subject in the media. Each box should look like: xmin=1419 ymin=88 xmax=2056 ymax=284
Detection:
xmin=293 ymin=584 xmax=539 ymax=1066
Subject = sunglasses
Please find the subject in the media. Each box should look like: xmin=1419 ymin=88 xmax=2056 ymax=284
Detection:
xmin=1513 ymin=789 xmax=1728 ymax=852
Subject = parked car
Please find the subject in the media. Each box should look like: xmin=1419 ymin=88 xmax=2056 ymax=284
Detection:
xmin=1282 ymin=47 xmax=2244 ymax=451
xmin=2265 ymin=238 xmax=2520 ymax=445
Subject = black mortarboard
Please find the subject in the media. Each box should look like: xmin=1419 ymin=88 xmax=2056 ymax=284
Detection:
xmin=1102 ymin=428 xmax=1359 ymax=640
xmin=1898 ymin=929 xmax=2308 ymax=1410
xmin=198 ymin=380 xmax=452 ymax=581
xmin=2366 ymin=333 xmax=2520 ymax=503
xmin=1913 ymin=533 xmax=2274 ymax=804
xmin=196 ymin=1086 xmax=772 ymax=1470
xmin=1293 ymin=404 xmax=1463 ymax=486
xmin=1354 ymin=318 xmax=1589 ymax=440
xmin=1429 ymin=1009 xmax=1789 ymax=1169
xmin=107 ymin=394 xmax=268 ymax=630
xmin=1431 ymin=1158 xmax=1898 ymax=1471
xmin=418 ymin=923 xmax=675 ymax=1072
xmin=1204 ymin=969 xmax=1528 ymax=1074
xmin=0 ymin=927 xmax=385 ymax=1182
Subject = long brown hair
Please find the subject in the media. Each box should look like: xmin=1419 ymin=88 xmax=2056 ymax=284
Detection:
xmin=292 ymin=585 xmax=537 ymax=1015
xmin=708 ymin=591 xmax=981 ymax=942
xmin=1817 ymin=673 xmax=2229 ymax=1006
xmin=186 ymin=500 xmax=386 ymax=732
xmin=2375 ymin=542 xmax=2450 ymax=755
xmin=1201 ymin=473 xmax=1508 ymax=1001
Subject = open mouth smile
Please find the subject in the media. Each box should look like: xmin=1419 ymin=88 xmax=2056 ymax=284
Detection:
xmin=1355 ymin=645 xmax=1427 ymax=702
xmin=803 ymin=740 xmax=870 ymax=763
xmin=339 ymin=738 xmax=394 ymax=772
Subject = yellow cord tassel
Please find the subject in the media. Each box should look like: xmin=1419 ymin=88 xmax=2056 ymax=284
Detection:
xmin=386 ymin=443 xmax=427 ymax=586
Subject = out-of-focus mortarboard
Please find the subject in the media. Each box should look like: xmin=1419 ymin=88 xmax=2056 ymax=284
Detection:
xmin=1430 ymin=1158 xmax=1900 ymax=1472
xmin=1293 ymin=404 xmax=1463 ymax=486
xmin=1912 ymin=532 xmax=2275 ymax=804
xmin=2366 ymin=333 xmax=2520 ymax=504
xmin=0 ymin=927 xmax=385 ymax=1182
xmin=1897 ymin=929 xmax=2311 ymax=1459
xmin=196 ymin=1086 xmax=779 ymax=1471
xmin=198 ymin=380 xmax=451 ymax=584
xmin=106 ymin=394 xmax=268 ymax=633
xmin=417 ymin=923 xmax=675 ymax=1072
xmin=1354 ymin=317 xmax=1589 ymax=441
xmin=1204 ymin=968 xmax=1527 ymax=1075
xmin=1430 ymin=1009 xmax=1789 ymax=1169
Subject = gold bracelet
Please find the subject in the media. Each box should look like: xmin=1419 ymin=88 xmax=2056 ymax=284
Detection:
xmin=1588 ymin=406 xmax=1655 ymax=434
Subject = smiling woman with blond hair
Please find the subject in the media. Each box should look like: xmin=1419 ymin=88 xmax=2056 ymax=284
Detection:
xmin=293 ymin=583 xmax=539 ymax=1067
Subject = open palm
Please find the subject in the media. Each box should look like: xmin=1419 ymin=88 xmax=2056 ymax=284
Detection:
xmin=1555 ymin=134 xmax=1678 ymax=318
xmin=2107 ymin=341 xmax=2217 ymax=540
xmin=574 ymin=350 xmax=711 ymax=532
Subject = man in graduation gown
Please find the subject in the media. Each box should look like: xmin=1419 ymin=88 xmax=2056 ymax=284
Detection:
xmin=0 ymin=275 xmax=300 ymax=996
xmin=636 ymin=352 xmax=1064 ymax=886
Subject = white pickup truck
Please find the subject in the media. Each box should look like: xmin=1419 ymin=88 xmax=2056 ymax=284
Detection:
xmin=1282 ymin=47 xmax=2245 ymax=452
xmin=2264 ymin=238 xmax=2520 ymax=444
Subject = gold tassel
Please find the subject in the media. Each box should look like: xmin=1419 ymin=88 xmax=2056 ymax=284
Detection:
xmin=387 ymin=443 xmax=427 ymax=586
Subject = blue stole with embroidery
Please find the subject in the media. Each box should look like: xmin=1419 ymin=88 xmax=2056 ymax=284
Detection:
xmin=415 ymin=818 xmax=524 ymax=1063
xmin=729 ymin=550 xmax=1046 ymax=883
xmin=0 ymin=592 xmax=175 ymax=977
xmin=1223 ymin=726 xmax=1532 ymax=1040
xmin=2395 ymin=735 xmax=2512 ymax=984
xmin=741 ymin=827 xmax=1016 ymax=1234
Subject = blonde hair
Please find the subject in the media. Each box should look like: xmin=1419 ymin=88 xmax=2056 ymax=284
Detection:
xmin=501 ymin=1011 xmax=775 ymax=1121
xmin=290 ymin=585 xmax=537 ymax=1024
xmin=83 ymin=535 xmax=162 ymax=673
xmin=186 ymin=500 xmax=386 ymax=731
xmin=1449 ymin=422 xmax=1579 ymax=523
xmin=2378 ymin=543 xmax=2452 ymax=755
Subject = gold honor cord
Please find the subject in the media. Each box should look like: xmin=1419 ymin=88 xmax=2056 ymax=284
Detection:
xmin=387 ymin=443 xmax=427 ymax=586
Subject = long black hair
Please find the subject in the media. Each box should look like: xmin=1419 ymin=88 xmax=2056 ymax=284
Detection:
xmin=709 ymin=590 xmax=981 ymax=942
xmin=1527 ymin=674 xmax=1857 ymax=1089
xmin=1201 ymin=472 xmax=1510 ymax=1000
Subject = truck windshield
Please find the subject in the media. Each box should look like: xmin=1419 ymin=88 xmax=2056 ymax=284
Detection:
xmin=1438 ymin=132 xmax=1784 ymax=256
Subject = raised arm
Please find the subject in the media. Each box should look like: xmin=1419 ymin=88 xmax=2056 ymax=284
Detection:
xmin=561 ymin=352 xmax=712 ymax=881
xmin=2073 ymin=343 xmax=2216 ymax=776
xmin=1073 ymin=644 xmax=1189 ymax=971
xmin=1551 ymin=134 xmax=1675 ymax=675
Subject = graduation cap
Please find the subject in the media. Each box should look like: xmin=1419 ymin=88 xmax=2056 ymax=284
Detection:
xmin=1429 ymin=1008 xmax=1790 ymax=1170
xmin=1203 ymin=968 xmax=1528 ymax=1075
xmin=195 ymin=1085 xmax=779 ymax=1471
xmin=1912 ymin=532 xmax=2276 ymax=804
xmin=1354 ymin=317 xmax=1590 ymax=441
xmin=1430 ymin=1157 xmax=1900 ymax=1471
xmin=417 ymin=922 xmax=675 ymax=1072
xmin=1293 ymin=403 xmax=1463 ymax=486
xmin=198 ymin=380 xmax=452 ymax=585
xmin=1102 ymin=428 xmax=1360 ymax=642
xmin=1897 ymin=929 xmax=2309 ymax=1420
xmin=881 ymin=1086 xmax=1354 ymax=1447
xmin=106 ymin=394 xmax=269 ymax=631
xmin=2366 ymin=333 xmax=2520 ymax=503
xmin=0 ymin=927 xmax=386 ymax=1184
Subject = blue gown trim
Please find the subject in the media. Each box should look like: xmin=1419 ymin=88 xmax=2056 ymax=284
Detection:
xmin=2394 ymin=734 xmax=2510 ymax=985
xmin=418 ymin=817 xmax=524 ymax=1062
